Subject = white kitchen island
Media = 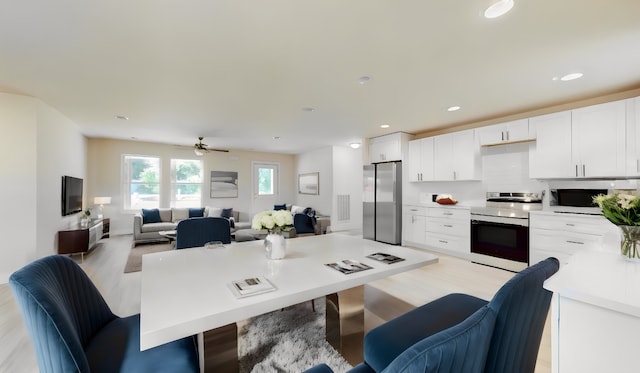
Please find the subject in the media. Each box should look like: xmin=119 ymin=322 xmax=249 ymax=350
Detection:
xmin=543 ymin=250 xmax=640 ymax=373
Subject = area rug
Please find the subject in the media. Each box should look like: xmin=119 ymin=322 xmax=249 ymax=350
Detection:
xmin=123 ymin=243 xmax=173 ymax=273
xmin=239 ymin=299 xmax=353 ymax=373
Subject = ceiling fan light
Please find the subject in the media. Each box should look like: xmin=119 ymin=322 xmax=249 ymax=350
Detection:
xmin=194 ymin=148 xmax=204 ymax=156
xmin=350 ymin=142 xmax=361 ymax=149
xmin=484 ymin=0 xmax=514 ymax=19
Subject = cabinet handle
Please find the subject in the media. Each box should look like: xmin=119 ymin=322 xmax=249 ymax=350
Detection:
xmin=439 ymin=240 xmax=448 ymax=244
xmin=566 ymin=223 xmax=575 ymax=226
xmin=575 ymin=165 xmax=579 ymax=177
xmin=506 ymin=130 xmax=510 ymax=141
xmin=566 ymin=240 xmax=584 ymax=245
xmin=637 ymin=159 xmax=639 ymax=173
xmin=443 ymin=224 xmax=453 ymax=228
xmin=453 ymin=171 xmax=457 ymax=180
xmin=501 ymin=132 xmax=505 ymax=141
xmin=583 ymin=164 xmax=586 ymax=177
xmin=443 ymin=212 xmax=453 ymax=216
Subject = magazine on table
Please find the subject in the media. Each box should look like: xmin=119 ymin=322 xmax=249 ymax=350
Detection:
xmin=229 ymin=276 xmax=276 ymax=298
xmin=325 ymin=259 xmax=373 ymax=274
xmin=366 ymin=252 xmax=405 ymax=264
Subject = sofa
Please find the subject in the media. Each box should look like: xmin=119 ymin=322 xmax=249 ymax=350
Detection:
xmin=133 ymin=207 xmax=251 ymax=245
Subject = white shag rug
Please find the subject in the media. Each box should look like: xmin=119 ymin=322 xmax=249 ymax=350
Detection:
xmin=238 ymin=298 xmax=353 ymax=373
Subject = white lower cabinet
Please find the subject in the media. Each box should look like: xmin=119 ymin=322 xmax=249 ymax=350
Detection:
xmin=425 ymin=207 xmax=470 ymax=257
xmin=402 ymin=205 xmax=426 ymax=245
xmin=530 ymin=212 xmax=619 ymax=265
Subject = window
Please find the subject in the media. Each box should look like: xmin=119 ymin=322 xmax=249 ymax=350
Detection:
xmin=171 ymin=159 xmax=203 ymax=208
xmin=123 ymin=155 xmax=160 ymax=210
xmin=253 ymin=162 xmax=279 ymax=196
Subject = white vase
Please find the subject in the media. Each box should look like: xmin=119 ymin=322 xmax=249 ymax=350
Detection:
xmin=265 ymin=233 xmax=286 ymax=260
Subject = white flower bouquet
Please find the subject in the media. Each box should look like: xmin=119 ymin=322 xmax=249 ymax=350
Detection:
xmin=251 ymin=210 xmax=293 ymax=234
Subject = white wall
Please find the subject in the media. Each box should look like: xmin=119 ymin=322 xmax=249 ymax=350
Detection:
xmin=331 ymin=146 xmax=363 ymax=231
xmin=294 ymin=146 xmax=363 ymax=232
xmin=87 ymin=138 xmax=296 ymax=235
xmin=294 ymin=147 xmax=333 ymax=215
xmin=0 ymin=93 xmax=86 ymax=283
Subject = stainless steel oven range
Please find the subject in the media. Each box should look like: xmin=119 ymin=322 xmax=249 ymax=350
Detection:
xmin=470 ymin=192 xmax=543 ymax=272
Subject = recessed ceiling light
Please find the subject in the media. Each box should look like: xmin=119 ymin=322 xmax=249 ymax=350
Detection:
xmin=357 ymin=76 xmax=371 ymax=85
xmin=447 ymin=106 xmax=461 ymax=112
xmin=302 ymin=107 xmax=315 ymax=112
xmin=115 ymin=115 xmax=129 ymax=120
xmin=560 ymin=72 xmax=584 ymax=81
xmin=484 ymin=0 xmax=514 ymax=19
xmin=380 ymin=124 xmax=390 ymax=129
xmin=350 ymin=142 xmax=361 ymax=149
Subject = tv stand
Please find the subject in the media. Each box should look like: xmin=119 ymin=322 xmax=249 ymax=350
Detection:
xmin=58 ymin=219 xmax=107 ymax=260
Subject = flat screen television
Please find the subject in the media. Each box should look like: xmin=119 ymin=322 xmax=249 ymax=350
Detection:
xmin=61 ymin=175 xmax=83 ymax=216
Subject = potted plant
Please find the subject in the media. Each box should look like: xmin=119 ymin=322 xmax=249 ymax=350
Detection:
xmin=593 ymin=192 xmax=640 ymax=261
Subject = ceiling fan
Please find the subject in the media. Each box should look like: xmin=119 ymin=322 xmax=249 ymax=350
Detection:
xmin=193 ymin=137 xmax=228 ymax=155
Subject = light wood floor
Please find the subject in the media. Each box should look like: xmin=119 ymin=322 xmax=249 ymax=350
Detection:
xmin=0 ymin=234 xmax=551 ymax=373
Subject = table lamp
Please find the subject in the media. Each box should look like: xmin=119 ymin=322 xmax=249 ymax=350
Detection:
xmin=94 ymin=196 xmax=111 ymax=219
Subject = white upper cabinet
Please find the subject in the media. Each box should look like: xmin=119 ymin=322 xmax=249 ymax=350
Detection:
xmin=626 ymin=97 xmax=640 ymax=177
xmin=477 ymin=119 xmax=531 ymax=146
xmin=530 ymin=100 xmax=627 ymax=179
xmin=368 ymin=132 xmax=413 ymax=164
xmin=408 ymin=137 xmax=434 ymax=182
xmin=529 ymin=111 xmax=573 ymax=178
xmin=572 ymin=100 xmax=626 ymax=178
xmin=433 ymin=129 xmax=480 ymax=181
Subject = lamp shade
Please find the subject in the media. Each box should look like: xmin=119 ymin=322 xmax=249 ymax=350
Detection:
xmin=94 ymin=196 xmax=111 ymax=205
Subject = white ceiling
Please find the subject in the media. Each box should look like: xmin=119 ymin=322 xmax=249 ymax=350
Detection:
xmin=1 ymin=0 xmax=640 ymax=154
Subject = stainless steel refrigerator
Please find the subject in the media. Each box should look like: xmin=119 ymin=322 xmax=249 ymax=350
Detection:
xmin=363 ymin=161 xmax=402 ymax=244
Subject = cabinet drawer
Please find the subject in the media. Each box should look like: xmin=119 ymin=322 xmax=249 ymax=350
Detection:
xmin=426 ymin=217 xmax=469 ymax=237
xmin=404 ymin=205 xmax=426 ymax=216
xmin=425 ymin=232 xmax=469 ymax=254
xmin=530 ymin=214 xmax=613 ymax=235
xmin=427 ymin=207 xmax=469 ymax=220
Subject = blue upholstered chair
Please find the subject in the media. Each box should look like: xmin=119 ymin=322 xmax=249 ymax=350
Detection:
xmin=176 ymin=216 xmax=231 ymax=249
xmin=305 ymin=257 xmax=559 ymax=373
xmin=9 ymin=255 xmax=199 ymax=373
xmin=294 ymin=213 xmax=317 ymax=235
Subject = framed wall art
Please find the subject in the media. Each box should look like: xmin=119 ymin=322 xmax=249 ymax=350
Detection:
xmin=298 ymin=172 xmax=319 ymax=195
xmin=210 ymin=171 xmax=238 ymax=198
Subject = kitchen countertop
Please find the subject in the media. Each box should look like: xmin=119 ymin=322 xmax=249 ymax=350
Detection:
xmin=544 ymin=250 xmax=640 ymax=317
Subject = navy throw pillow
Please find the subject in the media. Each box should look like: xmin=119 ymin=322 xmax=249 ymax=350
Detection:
xmin=189 ymin=208 xmax=205 ymax=218
xmin=274 ymin=204 xmax=286 ymax=211
xmin=221 ymin=208 xmax=233 ymax=219
xmin=142 ymin=208 xmax=162 ymax=224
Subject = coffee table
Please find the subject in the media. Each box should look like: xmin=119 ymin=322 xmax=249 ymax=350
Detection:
xmin=140 ymin=234 xmax=438 ymax=372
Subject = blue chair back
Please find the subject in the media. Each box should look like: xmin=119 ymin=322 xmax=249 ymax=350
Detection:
xmin=383 ymin=305 xmax=497 ymax=373
xmin=484 ymin=257 xmax=559 ymax=373
xmin=176 ymin=216 xmax=231 ymax=249
xmin=9 ymin=255 xmax=116 ymax=373
xmin=294 ymin=213 xmax=316 ymax=234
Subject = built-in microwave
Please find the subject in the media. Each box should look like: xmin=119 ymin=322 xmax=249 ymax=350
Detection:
xmin=549 ymin=189 xmax=608 ymax=208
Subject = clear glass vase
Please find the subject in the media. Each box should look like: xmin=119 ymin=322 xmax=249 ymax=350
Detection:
xmin=619 ymin=225 xmax=640 ymax=261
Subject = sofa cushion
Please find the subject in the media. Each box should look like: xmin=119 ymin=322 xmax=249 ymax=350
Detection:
xmin=172 ymin=208 xmax=189 ymax=223
xmin=291 ymin=205 xmax=305 ymax=215
xmin=221 ymin=208 xmax=233 ymax=219
xmin=158 ymin=208 xmax=172 ymax=222
xmin=141 ymin=222 xmax=177 ymax=233
xmin=189 ymin=208 xmax=205 ymax=218
xmin=142 ymin=209 xmax=162 ymax=224
xmin=208 ymin=207 xmax=222 ymax=217
xmin=274 ymin=203 xmax=287 ymax=211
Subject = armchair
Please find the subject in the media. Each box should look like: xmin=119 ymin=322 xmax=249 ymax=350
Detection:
xmin=9 ymin=255 xmax=199 ymax=373
xmin=305 ymin=257 xmax=559 ymax=373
